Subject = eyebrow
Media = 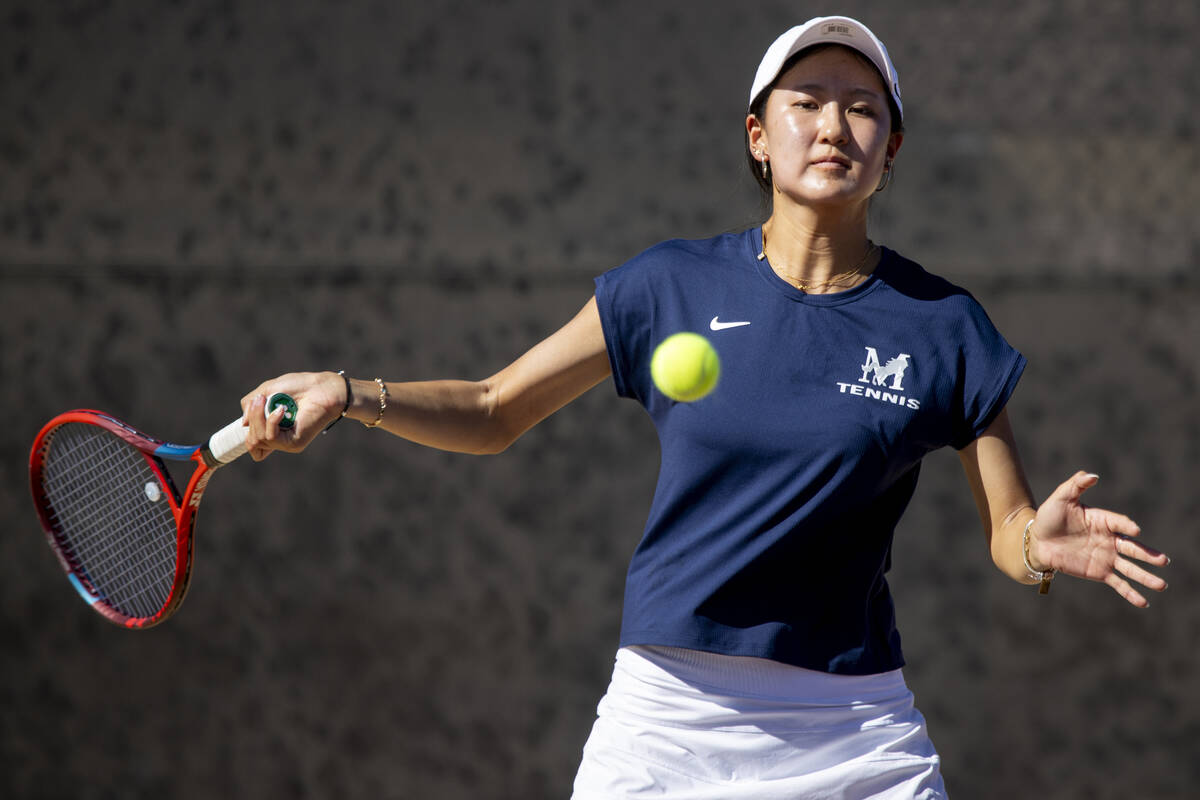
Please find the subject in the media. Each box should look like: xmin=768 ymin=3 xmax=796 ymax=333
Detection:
xmin=788 ymin=83 xmax=883 ymax=99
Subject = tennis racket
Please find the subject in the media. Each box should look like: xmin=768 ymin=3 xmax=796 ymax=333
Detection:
xmin=28 ymin=393 xmax=299 ymax=629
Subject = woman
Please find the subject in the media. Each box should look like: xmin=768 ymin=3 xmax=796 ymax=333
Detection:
xmin=238 ymin=16 xmax=1169 ymax=798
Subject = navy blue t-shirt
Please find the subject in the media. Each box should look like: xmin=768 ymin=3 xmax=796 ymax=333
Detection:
xmin=594 ymin=227 xmax=1025 ymax=675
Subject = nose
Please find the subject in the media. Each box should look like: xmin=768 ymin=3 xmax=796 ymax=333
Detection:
xmin=817 ymin=103 xmax=850 ymax=145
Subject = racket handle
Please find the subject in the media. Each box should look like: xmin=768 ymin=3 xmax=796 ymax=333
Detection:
xmin=207 ymin=393 xmax=298 ymax=465
xmin=208 ymin=417 xmax=250 ymax=464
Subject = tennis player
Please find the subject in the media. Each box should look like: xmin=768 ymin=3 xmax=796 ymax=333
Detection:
xmin=238 ymin=16 xmax=1169 ymax=798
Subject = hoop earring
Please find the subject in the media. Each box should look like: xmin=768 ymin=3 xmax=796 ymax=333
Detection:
xmin=875 ymin=159 xmax=893 ymax=192
xmin=759 ymin=152 xmax=769 ymax=179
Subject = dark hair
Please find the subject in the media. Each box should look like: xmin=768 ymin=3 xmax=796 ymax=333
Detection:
xmin=745 ymin=43 xmax=904 ymax=198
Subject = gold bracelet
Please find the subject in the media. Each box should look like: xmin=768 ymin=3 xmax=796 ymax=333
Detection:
xmin=362 ymin=377 xmax=388 ymax=428
xmin=1022 ymin=518 xmax=1055 ymax=595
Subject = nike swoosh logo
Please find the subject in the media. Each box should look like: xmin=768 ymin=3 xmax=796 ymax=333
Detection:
xmin=710 ymin=316 xmax=751 ymax=331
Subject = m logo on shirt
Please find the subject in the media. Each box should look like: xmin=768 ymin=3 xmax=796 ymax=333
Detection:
xmin=860 ymin=347 xmax=910 ymax=391
xmin=835 ymin=347 xmax=921 ymax=410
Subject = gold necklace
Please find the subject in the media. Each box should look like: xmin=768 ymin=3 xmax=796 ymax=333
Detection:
xmin=757 ymin=232 xmax=878 ymax=293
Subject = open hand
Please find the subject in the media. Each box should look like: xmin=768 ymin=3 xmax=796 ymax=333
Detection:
xmin=1030 ymin=472 xmax=1169 ymax=607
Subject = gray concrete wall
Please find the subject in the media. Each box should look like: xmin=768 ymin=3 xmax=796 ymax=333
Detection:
xmin=2 ymin=2 xmax=1196 ymax=798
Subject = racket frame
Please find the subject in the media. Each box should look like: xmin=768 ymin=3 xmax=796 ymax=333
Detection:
xmin=29 ymin=409 xmax=222 ymax=628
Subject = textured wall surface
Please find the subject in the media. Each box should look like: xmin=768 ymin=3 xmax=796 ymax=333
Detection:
xmin=2 ymin=2 xmax=1197 ymax=798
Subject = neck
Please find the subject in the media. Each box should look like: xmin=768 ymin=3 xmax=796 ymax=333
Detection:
xmin=759 ymin=203 xmax=876 ymax=293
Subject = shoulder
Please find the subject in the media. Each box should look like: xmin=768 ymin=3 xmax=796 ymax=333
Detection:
xmin=878 ymin=250 xmax=1017 ymax=362
xmin=876 ymin=249 xmax=990 ymax=318
xmin=878 ymin=249 xmax=970 ymax=301
xmin=595 ymin=230 xmax=754 ymax=336
xmin=606 ymin=229 xmax=754 ymax=278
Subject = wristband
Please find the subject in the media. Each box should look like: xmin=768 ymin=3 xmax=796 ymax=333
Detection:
xmin=322 ymin=370 xmax=353 ymax=434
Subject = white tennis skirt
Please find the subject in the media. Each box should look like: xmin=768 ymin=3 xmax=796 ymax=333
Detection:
xmin=572 ymin=646 xmax=946 ymax=799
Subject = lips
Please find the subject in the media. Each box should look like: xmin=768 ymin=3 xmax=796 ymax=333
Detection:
xmin=811 ymin=155 xmax=851 ymax=168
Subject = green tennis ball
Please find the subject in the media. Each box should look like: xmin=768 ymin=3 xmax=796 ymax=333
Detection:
xmin=651 ymin=332 xmax=720 ymax=402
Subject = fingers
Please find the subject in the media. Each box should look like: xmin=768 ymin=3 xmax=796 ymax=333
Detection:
xmin=240 ymin=381 xmax=274 ymax=420
xmin=1104 ymin=572 xmax=1151 ymax=608
xmin=1116 ymin=533 xmax=1169 ymax=567
xmin=1114 ymin=554 xmax=1169 ymax=594
xmin=1052 ymin=470 xmax=1100 ymax=504
xmin=245 ymin=394 xmax=267 ymax=461
xmin=245 ymin=394 xmax=288 ymax=462
xmin=1092 ymin=507 xmax=1142 ymax=539
xmin=1106 ymin=540 xmax=1168 ymax=607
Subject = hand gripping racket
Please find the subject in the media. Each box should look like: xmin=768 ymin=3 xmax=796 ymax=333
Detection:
xmin=28 ymin=393 xmax=299 ymax=628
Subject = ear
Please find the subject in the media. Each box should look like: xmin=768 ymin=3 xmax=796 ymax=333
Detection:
xmin=886 ymin=130 xmax=904 ymax=161
xmin=746 ymin=113 xmax=767 ymax=158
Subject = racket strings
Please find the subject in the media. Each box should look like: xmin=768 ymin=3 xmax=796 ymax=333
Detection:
xmin=39 ymin=424 xmax=179 ymax=621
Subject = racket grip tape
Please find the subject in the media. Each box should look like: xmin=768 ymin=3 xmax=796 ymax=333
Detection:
xmin=207 ymin=393 xmax=298 ymax=464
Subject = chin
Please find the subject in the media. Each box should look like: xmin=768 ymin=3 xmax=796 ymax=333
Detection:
xmin=783 ymin=184 xmax=871 ymax=209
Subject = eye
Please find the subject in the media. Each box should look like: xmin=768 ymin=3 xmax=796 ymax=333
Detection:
xmin=793 ymin=99 xmax=820 ymax=111
xmin=848 ymin=104 xmax=876 ymax=117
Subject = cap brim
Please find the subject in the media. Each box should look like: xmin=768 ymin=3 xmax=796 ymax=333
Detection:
xmin=748 ymin=15 xmax=902 ymax=120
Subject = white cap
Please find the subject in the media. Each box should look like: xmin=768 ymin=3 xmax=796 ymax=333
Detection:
xmin=748 ymin=16 xmax=902 ymax=121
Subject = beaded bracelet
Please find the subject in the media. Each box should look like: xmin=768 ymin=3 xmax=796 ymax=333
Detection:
xmin=363 ymin=377 xmax=388 ymax=428
xmin=1022 ymin=518 xmax=1055 ymax=595
xmin=323 ymin=370 xmax=353 ymax=434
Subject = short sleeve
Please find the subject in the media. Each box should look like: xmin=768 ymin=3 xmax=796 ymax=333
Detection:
xmin=593 ymin=252 xmax=660 ymax=403
xmin=950 ymin=299 xmax=1026 ymax=449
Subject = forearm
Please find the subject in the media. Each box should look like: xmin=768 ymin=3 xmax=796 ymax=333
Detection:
xmin=243 ymin=298 xmax=609 ymax=460
xmin=958 ymin=408 xmax=1047 ymax=585
xmin=339 ymin=299 xmax=609 ymax=454
xmin=342 ymin=376 xmax=509 ymax=455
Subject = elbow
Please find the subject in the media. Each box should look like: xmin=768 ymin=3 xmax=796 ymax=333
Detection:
xmin=470 ymin=379 xmax=520 ymax=455
xmin=471 ymin=434 xmax=515 ymax=456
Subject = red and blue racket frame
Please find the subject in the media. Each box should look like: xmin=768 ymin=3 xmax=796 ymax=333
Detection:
xmin=30 ymin=410 xmax=221 ymax=628
xmin=30 ymin=393 xmax=297 ymax=628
